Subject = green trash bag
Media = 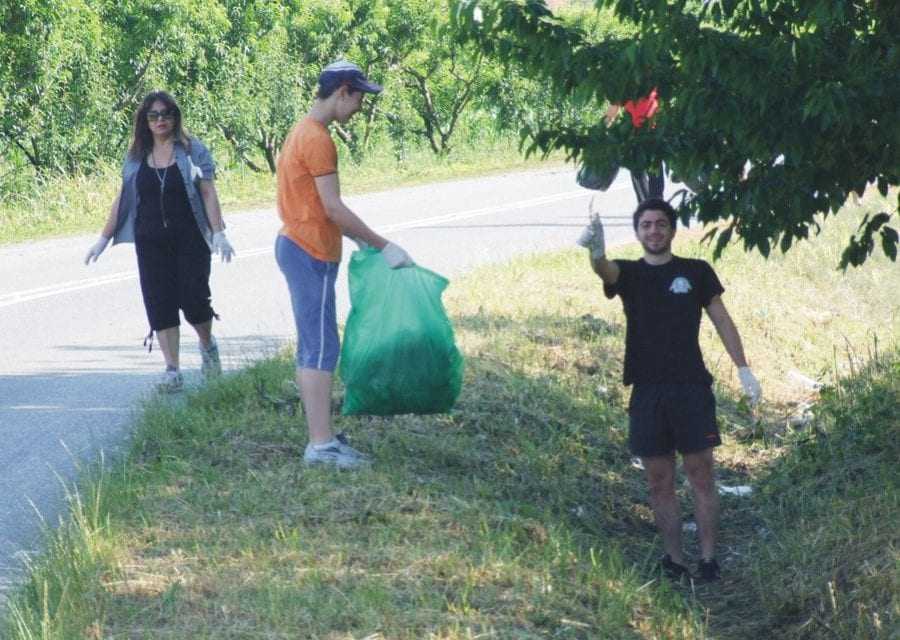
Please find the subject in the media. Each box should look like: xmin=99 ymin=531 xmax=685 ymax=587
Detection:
xmin=339 ymin=247 xmax=464 ymax=416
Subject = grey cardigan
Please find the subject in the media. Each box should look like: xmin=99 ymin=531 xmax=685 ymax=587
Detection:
xmin=112 ymin=137 xmax=217 ymax=249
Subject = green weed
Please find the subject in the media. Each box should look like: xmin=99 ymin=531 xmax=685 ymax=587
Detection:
xmin=2 ymin=193 xmax=898 ymax=639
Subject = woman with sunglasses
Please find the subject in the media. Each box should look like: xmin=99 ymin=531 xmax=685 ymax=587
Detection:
xmin=84 ymin=91 xmax=234 ymax=393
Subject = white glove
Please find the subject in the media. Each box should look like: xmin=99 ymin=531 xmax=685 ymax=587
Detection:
xmin=576 ymin=212 xmax=606 ymax=259
xmin=212 ymin=231 xmax=235 ymax=263
xmin=738 ymin=366 xmax=762 ymax=405
xmin=381 ymin=242 xmax=414 ymax=269
xmin=84 ymin=235 xmax=111 ymax=265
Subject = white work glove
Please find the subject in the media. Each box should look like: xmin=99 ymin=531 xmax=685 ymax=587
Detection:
xmin=381 ymin=242 xmax=414 ymax=269
xmin=576 ymin=211 xmax=606 ymax=260
xmin=738 ymin=366 xmax=762 ymax=405
xmin=212 ymin=231 xmax=235 ymax=263
xmin=84 ymin=235 xmax=111 ymax=265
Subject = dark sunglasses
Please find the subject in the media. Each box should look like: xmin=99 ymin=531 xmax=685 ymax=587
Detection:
xmin=147 ymin=110 xmax=175 ymax=122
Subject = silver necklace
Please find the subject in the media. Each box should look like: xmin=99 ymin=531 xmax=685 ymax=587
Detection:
xmin=151 ymin=145 xmax=174 ymax=227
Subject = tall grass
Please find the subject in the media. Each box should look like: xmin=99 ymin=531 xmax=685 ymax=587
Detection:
xmin=4 ymin=339 xmax=708 ymax=638
xmin=706 ymin=349 xmax=900 ymax=638
xmin=2 ymin=193 xmax=898 ymax=638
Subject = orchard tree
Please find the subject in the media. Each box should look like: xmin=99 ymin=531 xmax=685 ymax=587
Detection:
xmin=392 ymin=0 xmax=489 ymax=156
xmin=101 ymin=0 xmax=230 ymax=148
xmin=0 ymin=0 xmax=115 ymax=174
xmin=198 ymin=0 xmax=401 ymax=172
xmin=195 ymin=0 xmax=309 ymax=173
xmin=0 ymin=0 xmax=231 ymax=174
xmin=451 ymin=0 xmax=900 ymax=267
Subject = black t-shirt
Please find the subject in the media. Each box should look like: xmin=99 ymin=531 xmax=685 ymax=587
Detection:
xmin=603 ymin=256 xmax=724 ymax=386
xmin=136 ymin=158 xmax=193 ymax=237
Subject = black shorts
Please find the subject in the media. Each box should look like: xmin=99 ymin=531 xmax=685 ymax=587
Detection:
xmin=628 ymin=383 xmax=720 ymax=457
xmin=135 ymin=222 xmax=213 ymax=331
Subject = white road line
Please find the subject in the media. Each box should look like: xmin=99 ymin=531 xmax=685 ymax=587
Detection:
xmin=378 ymin=189 xmax=591 ymax=231
xmin=1 ymin=188 xmax=606 ymax=309
xmin=0 ymin=273 xmax=141 ymax=308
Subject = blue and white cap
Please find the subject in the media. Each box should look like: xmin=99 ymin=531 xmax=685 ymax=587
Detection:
xmin=318 ymin=60 xmax=383 ymax=95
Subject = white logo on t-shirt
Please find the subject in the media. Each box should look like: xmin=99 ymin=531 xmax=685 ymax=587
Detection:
xmin=669 ymin=277 xmax=692 ymax=294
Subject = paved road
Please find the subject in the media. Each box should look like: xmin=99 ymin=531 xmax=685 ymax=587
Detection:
xmin=0 ymin=165 xmax=645 ymax=603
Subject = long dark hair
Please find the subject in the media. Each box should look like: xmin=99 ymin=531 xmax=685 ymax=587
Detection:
xmin=127 ymin=91 xmax=191 ymax=159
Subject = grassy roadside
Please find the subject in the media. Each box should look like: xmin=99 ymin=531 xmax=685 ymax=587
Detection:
xmin=709 ymin=351 xmax=899 ymax=638
xmin=3 ymin=194 xmax=898 ymax=638
xmin=0 ymin=138 xmax=564 ymax=246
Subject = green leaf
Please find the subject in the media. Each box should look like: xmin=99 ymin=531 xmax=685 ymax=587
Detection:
xmin=868 ymin=212 xmax=891 ymax=231
xmin=780 ymin=232 xmax=794 ymax=253
xmin=881 ymin=226 xmax=899 ymax=261
xmin=701 ymin=226 xmax=719 ymax=244
xmin=713 ymin=225 xmax=733 ymax=258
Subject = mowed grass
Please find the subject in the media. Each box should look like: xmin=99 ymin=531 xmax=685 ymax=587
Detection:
xmin=0 ymin=137 xmax=562 ymax=246
xmin=3 ymin=192 xmax=898 ymax=639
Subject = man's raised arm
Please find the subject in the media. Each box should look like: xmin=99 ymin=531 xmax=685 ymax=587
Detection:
xmin=577 ymin=212 xmax=619 ymax=285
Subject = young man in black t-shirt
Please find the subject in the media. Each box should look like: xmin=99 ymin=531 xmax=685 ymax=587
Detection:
xmin=578 ymin=198 xmax=761 ymax=582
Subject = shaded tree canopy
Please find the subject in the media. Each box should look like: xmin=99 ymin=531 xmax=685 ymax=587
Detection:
xmin=0 ymin=0 xmax=534 ymax=185
xmin=451 ymin=0 xmax=900 ymax=267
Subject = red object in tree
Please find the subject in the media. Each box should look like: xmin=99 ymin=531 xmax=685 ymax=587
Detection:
xmin=624 ymin=88 xmax=659 ymax=128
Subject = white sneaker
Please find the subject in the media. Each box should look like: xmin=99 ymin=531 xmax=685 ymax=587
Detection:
xmin=157 ymin=370 xmax=184 ymax=394
xmin=200 ymin=337 xmax=221 ymax=378
xmin=303 ymin=433 xmax=371 ymax=469
xmin=334 ymin=432 xmax=371 ymax=461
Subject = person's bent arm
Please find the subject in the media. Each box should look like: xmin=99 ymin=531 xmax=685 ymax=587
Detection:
xmin=314 ymin=173 xmax=389 ymax=249
xmin=704 ymin=296 xmax=748 ymax=367
xmin=706 ymin=296 xmax=762 ymax=403
xmin=85 ymin=191 xmax=121 ymax=264
xmin=198 ymin=179 xmax=226 ymax=233
xmin=199 ymin=179 xmax=235 ymax=262
xmin=604 ymin=103 xmax=621 ymax=127
xmin=101 ymin=192 xmax=121 ymax=238
xmin=577 ymin=213 xmax=620 ymax=285
xmin=591 ymin=254 xmax=620 ymax=285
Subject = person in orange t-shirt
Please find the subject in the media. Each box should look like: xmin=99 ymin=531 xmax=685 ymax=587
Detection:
xmin=275 ymin=60 xmax=415 ymax=469
xmin=604 ymin=87 xmax=665 ymax=203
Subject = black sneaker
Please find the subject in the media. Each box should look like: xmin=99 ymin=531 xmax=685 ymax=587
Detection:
xmin=659 ymin=554 xmax=691 ymax=581
xmin=696 ymin=558 xmax=721 ymax=582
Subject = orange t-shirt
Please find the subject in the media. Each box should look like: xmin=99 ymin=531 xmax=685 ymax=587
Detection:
xmin=276 ymin=117 xmax=342 ymax=262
